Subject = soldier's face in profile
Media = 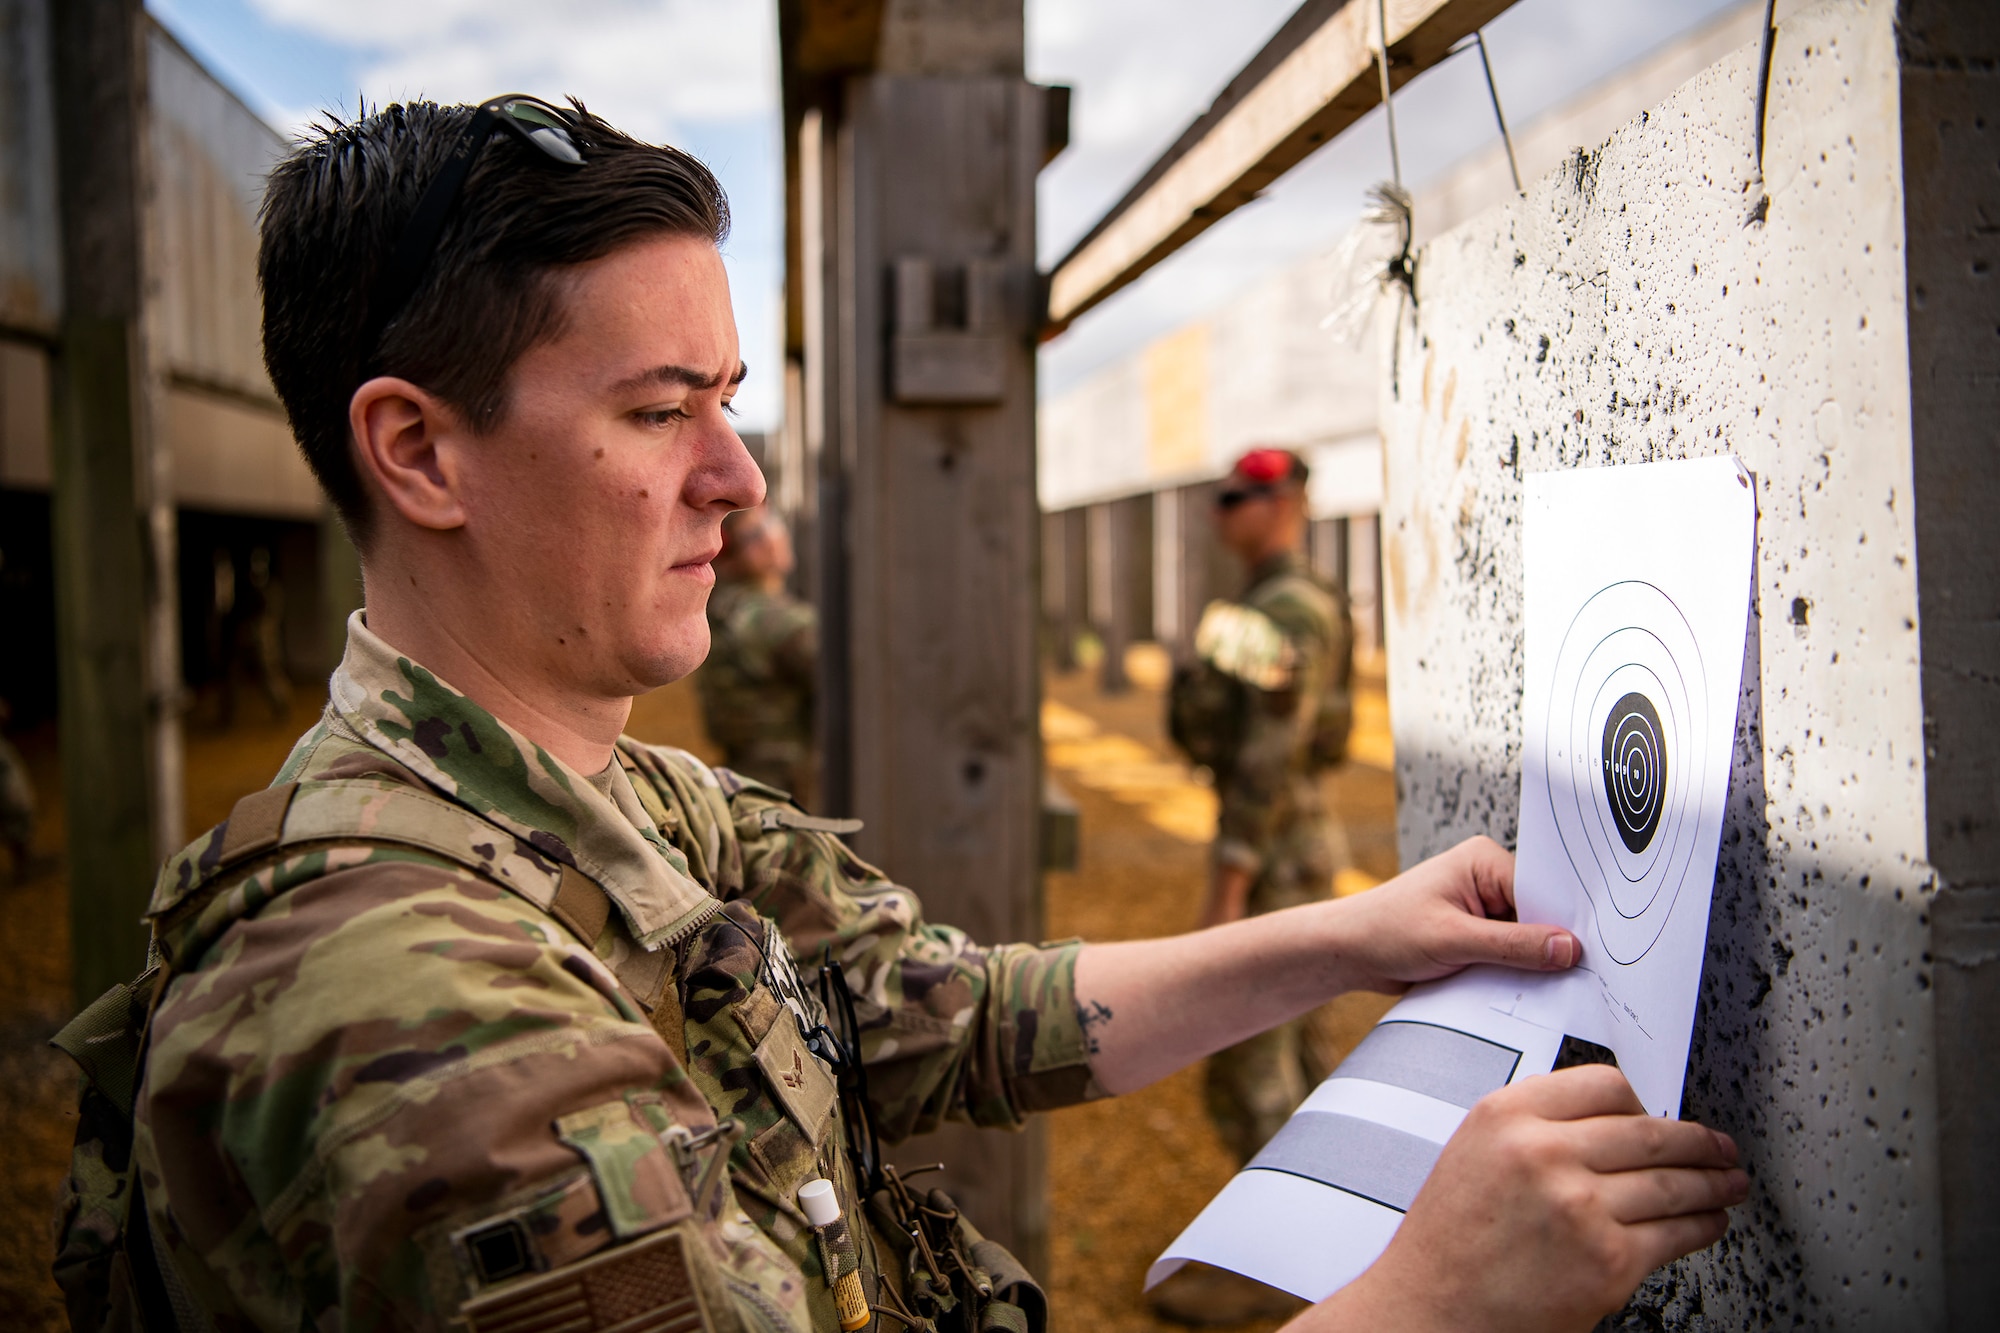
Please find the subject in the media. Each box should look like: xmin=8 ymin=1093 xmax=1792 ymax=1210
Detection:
xmin=1215 ymin=489 xmax=1277 ymax=557
xmin=448 ymin=233 xmax=763 ymax=696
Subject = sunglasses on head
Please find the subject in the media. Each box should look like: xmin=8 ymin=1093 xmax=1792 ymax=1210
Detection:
xmin=361 ymin=95 xmax=587 ymax=360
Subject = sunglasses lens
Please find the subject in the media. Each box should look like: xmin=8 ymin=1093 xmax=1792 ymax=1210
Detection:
xmin=1216 ymin=490 xmax=1248 ymax=510
xmin=502 ymin=97 xmax=569 ymax=128
xmin=499 ymin=99 xmax=583 ymax=164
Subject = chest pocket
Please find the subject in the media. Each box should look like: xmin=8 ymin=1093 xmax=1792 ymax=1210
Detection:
xmin=690 ymin=912 xmax=841 ymax=1222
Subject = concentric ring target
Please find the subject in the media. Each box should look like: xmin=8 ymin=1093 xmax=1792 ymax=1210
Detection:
xmin=1603 ymin=693 xmax=1666 ymax=854
xmin=1544 ymin=582 xmax=1707 ymax=965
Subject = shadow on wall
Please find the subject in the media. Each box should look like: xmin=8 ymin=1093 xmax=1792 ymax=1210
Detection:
xmin=1405 ymin=582 xmax=1939 ymax=1326
xmin=1622 ymin=584 xmax=1776 ymax=1326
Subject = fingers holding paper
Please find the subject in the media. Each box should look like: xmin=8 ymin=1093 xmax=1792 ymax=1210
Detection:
xmin=1316 ymin=1065 xmax=1747 ymax=1333
xmin=1337 ymin=836 xmax=1582 ymax=991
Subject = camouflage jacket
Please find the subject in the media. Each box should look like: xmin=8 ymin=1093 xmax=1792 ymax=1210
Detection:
xmin=1195 ymin=552 xmax=1349 ymax=881
xmin=698 ymin=580 xmax=816 ymax=793
xmin=132 ymin=612 xmax=1099 ymax=1332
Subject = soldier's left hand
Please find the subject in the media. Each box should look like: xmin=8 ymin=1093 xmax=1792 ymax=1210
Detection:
xmin=1332 ymin=836 xmax=1578 ymax=992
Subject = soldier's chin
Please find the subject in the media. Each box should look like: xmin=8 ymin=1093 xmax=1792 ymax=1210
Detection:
xmin=633 ymin=619 xmax=711 ymax=690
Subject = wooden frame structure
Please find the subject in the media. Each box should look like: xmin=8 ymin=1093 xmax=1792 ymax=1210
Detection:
xmin=1045 ymin=0 xmax=1515 ymax=335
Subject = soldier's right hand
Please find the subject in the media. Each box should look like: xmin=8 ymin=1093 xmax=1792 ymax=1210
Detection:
xmin=1300 ymin=1065 xmax=1747 ymax=1333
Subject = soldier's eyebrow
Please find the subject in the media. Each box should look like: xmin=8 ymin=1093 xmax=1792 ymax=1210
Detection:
xmin=611 ymin=361 xmax=749 ymax=395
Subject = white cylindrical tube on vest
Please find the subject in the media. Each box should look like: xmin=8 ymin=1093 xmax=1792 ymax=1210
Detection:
xmin=798 ymin=1179 xmax=869 ymax=1331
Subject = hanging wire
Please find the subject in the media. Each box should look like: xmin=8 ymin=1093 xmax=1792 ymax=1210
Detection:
xmin=1745 ymin=0 xmax=1778 ymax=225
xmin=1447 ymin=31 xmax=1523 ymax=197
xmin=1374 ymin=0 xmax=1402 ymax=189
xmin=1474 ymin=32 xmax=1523 ymax=196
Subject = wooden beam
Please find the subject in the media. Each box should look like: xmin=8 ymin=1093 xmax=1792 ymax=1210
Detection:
xmin=1045 ymin=0 xmax=1515 ymax=333
xmin=49 ymin=0 xmax=172 ymax=1005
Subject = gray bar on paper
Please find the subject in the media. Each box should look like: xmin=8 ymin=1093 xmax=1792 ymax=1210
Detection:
xmin=1333 ymin=1021 xmax=1521 ymax=1108
xmin=1246 ymin=1112 xmax=1445 ymax=1212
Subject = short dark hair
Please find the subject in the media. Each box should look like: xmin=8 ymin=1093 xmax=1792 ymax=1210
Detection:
xmin=259 ymin=100 xmax=730 ymax=545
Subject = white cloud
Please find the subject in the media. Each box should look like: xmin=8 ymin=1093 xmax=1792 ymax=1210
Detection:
xmin=248 ymin=0 xmax=776 ymax=142
xmin=240 ymin=0 xmax=785 ymax=431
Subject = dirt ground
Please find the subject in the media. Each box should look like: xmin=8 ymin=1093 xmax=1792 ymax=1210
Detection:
xmin=1038 ymin=656 xmax=1396 ymax=1333
xmin=0 ymin=653 xmax=1398 ymax=1331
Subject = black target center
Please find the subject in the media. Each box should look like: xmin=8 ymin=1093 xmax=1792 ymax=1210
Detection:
xmin=1600 ymin=692 xmax=1666 ymax=853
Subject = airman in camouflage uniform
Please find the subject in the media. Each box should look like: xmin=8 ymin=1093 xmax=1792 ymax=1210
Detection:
xmin=700 ymin=506 xmax=818 ymax=806
xmin=1171 ymin=450 xmax=1354 ymax=1165
xmin=108 ymin=612 xmax=1095 ymax=1331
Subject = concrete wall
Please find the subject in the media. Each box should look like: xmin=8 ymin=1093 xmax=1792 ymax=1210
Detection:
xmin=1038 ymin=245 xmax=1381 ymax=515
xmin=1381 ymin=0 xmax=1995 ymax=1325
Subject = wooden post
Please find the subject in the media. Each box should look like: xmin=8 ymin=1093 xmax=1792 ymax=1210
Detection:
xmin=839 ymin=70 xmax=1052 ymax=1273
xmin=48 ymin=0 xmax=171 ymax=1005
xmin=785 ymin=0 xmax=1072 ymax=1272
xmin=1059 ymin=507 xmax=1087 ymax=670
xmin=1089 ymin=500 xmax=1127 ymax=692
xmin=1042 ymin=508 xmax=1077 ymax=670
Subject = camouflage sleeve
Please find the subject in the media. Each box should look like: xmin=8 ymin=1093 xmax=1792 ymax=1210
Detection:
xmin=137 ymin=854 xmax=809 ymax=1332
xmin=1213 ymin=591 xmax=1329 ymax=875
xmin=722 ymin=784 xmax=1105 ymax=1142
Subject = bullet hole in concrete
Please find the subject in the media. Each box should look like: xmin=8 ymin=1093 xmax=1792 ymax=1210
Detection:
xmin=1790 ymin=597 xmax=1811 ymax=627
xmin=1537 ymin=334 xmax=1551 ymax=362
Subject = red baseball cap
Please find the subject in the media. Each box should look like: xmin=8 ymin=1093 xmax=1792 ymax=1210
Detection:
xmin=1218 ymin=449 xmax=1308 ymax=506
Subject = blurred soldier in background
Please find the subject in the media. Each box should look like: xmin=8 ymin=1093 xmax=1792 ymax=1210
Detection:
xmin=0 ymin=699 xmax=36 ymax=881
xmin=1156 ymin=447 xmax=1354 ymax=1321
xmin=214 ymin=545 xmax=293 ymax=725
xmin=698 ymin=503 xmax=818 ymax=806
xmin=1174 ymin=447 xmax=1355 ymax=1158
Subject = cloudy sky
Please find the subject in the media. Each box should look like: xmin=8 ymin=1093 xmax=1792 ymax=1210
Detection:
xmin=148 ymin=0 xmax=1742 ymax=428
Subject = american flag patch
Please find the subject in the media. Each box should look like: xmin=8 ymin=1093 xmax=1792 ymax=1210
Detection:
xmin=462 ymin=1228 xmax=709 ymax=1333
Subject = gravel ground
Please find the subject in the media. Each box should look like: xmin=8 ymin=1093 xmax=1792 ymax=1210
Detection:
xmin=1040 ymin=663 xmax=1396 ymax=1333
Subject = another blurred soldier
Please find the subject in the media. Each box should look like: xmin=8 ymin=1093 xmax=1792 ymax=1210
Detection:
xmin=698 ymin=504 xmax=818 ymax=805
xmin=1172 ymin=448 xmax=1355 ymax=1155
xmin=218 ymin=546 xmax=293 ymax=725
xmin=1154 ymin=447 xmax=1354 ymax=1322
xmin=0 ymin=699 xmax=35 ymax=881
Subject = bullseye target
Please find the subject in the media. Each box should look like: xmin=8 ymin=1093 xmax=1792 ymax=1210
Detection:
xmin=1544 ymin=582 xmax=1707 ymax=964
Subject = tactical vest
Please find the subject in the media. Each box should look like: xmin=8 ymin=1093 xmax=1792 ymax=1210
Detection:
xmin=51 ymin=777 xmax=1045 ymax=1333
xmin=1168 ymin=574 xmax=1355 ymax=777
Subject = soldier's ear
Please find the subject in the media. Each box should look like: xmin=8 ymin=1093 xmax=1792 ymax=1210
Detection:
xmin=349 ymin=376 xmax=469 ymax=533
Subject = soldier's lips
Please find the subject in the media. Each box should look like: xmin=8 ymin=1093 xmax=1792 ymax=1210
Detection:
xmin=670 ymin=557 xmax=717 ymax=585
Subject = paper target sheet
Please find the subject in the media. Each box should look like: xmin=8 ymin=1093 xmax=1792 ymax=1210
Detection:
xmin=1151 ymin=456 xmax=1756 ymax=1302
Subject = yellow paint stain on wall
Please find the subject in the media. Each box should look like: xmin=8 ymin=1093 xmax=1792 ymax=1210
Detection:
xmin=1143 ymin=322 xmax=1211 ymax=477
